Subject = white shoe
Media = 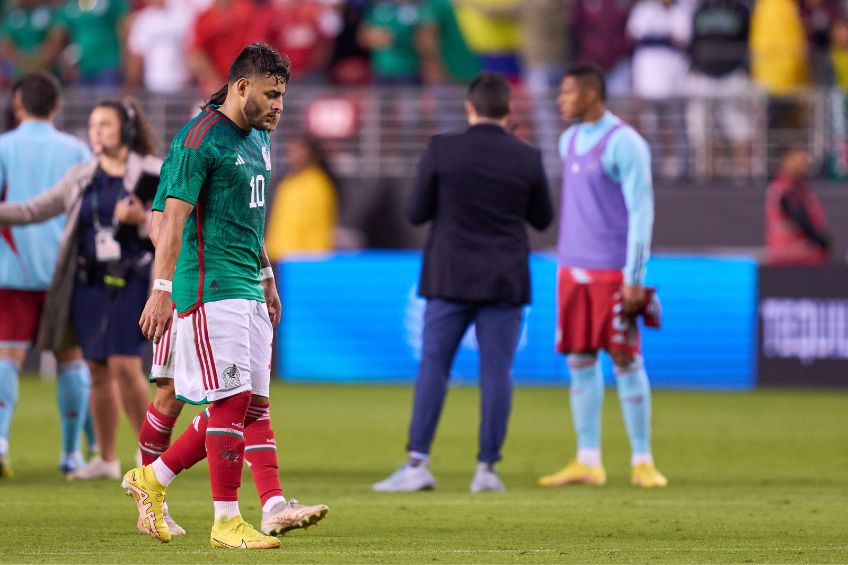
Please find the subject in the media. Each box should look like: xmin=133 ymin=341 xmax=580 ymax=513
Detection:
xmin=67 ymin=456 xmax=121 ymax=480
xmin=372 ymin=463 xmax=436 ymax=492
xmin=470 ymin=463 xmax=505 ymax=493
xmin=59 ymin=452 xmax=85 ymax=475
xmin=261 ymin=499 xmax=329 ymax=536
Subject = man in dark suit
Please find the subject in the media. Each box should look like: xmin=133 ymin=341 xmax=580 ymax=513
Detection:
xmin=373 ymin=73 xmax=553 ymax=493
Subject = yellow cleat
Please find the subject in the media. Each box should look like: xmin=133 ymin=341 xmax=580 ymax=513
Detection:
xmin=538 ymin=460 xmax=607 ymax=487
xmin=211 ymin=515 xmax=281 ymax=549
xmin=631 ymin=462 xmax=668 ymax=488
xmin=121 ymin=466 xmax=171 ymax=543
xmin=0 ymin=456 xmax=12 ymax=479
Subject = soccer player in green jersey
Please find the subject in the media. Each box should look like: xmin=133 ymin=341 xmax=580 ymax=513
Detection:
xmin=123 ymin=43 xmax=326 ymax=549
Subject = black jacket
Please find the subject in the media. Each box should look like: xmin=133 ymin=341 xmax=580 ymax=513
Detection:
xmin=406 ymin=123 xmax=553 ymax=305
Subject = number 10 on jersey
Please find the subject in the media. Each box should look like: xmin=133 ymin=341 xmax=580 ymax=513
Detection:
xmin=250 ymin=175 xmax=265 ymax=208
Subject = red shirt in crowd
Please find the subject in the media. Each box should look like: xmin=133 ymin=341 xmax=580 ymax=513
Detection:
xmin=189 ymin=0 xmax=274 ymax=84
xmin=765 ymin=172 xmax=829 ymax=266
xmin=266 ymin=0 xmax=337 ymax=79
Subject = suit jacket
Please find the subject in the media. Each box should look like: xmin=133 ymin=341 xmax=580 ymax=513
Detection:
xmin=407 ymin=123 xmax=553 ymax=305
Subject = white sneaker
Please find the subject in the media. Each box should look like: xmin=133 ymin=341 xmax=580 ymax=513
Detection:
xmin=261 ymin=499 xmax=329 ymax=536
xmin=470 ymin=463 xmax=505 ymax=493
xmin=59 ymin=452 xmax=85 ymax=475
xmin=372 ymin=463 xmax=436 ymax=492
xmin=67 ymin=456 xmax=121 ymax=480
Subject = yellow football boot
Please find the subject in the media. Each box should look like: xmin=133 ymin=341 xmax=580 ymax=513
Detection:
xmin=0 ymin=456 xmax=12 ymax=478
xmin=538 ymin=459 xmax=607 ymax=487
xmin=121 ymin=466 xmax=171 ymax=543
xmin=631 ymin=462 xmax=668 ymax=488
xmin=210 ymin=515 xmax=281 ymax=549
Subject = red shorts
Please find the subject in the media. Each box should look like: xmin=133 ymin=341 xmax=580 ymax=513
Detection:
xmin=555 ymin=268 xmax=640 ymax=356
xmin=0 ymin=289 xmax=47 ymax=347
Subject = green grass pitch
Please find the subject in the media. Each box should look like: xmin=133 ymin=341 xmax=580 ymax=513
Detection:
xmin=0 ymin=377 xmax=846 ymax=564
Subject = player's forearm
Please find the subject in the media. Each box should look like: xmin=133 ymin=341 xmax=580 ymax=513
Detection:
xmin=616 ymin=136 xmax=654 ymax=285
xmin=259 ymin=244 xmax=272 ymax=270
xmin=149 ymin=211 xmax=163 ymax=247
xmin=622 ymin=186 xmax=653 ymax=285
xmin=153 ymin=218 xmax=183 ymax=281
xmin=154 ymin=202 xmax=191 ymax=280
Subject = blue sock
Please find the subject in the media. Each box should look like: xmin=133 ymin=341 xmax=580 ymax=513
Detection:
xmin=0 ymin=359 xmax=20 ymax=453
xmin=615 ymin=358 xmax=652 ymax=456
xmin=83 ymin=410 xmax=97 ymax=455
xmin=57 ymin=360 xmax=90 ymax=457
xmin=567 ymin=354 xmax=604 ymax=451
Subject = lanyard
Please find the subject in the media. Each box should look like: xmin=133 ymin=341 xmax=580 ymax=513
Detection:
xmin=90 ymin=168 xmax=118 ymax=231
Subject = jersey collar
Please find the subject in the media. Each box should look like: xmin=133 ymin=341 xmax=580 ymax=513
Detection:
xmin=209 ymin=105 xmax=251 ymax=137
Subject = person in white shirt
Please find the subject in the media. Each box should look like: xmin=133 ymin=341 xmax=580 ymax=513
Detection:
xmin=627 ymin=0 xmax=695 ymax=180
xmin=125 ymin=0 xmax=209 ymax=94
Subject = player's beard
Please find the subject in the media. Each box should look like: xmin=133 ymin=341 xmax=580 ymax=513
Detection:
xmin=244 ymin=96 xmax=278 ymax=132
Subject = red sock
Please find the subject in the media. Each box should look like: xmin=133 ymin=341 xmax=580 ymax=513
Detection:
xmin=206 ymin=391 xmax=251 ymax=501
xmin=244 ymin=402 xmax=283 ymax=506
xmin=138 ymin=404 xmax=178 ymax=465
xmin=159 ymin=407 xmax=210 ymax=475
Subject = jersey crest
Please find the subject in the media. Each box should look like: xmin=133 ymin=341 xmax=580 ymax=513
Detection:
xmin=222 ymin=364 xmax=241 ymax=389
xmin=261 ymin=145 xmax=272 ymax=171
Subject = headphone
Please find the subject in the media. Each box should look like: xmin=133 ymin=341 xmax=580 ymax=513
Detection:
xmin=120 ymin=100 xmax=137 ymax=147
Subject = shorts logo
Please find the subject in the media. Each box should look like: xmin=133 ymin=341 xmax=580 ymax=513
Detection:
xmin=222 ymin=364 xmax=241 ymax=389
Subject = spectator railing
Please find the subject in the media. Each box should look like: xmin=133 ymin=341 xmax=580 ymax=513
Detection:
xmin=0 ymin=85 xmax=839 ymax=184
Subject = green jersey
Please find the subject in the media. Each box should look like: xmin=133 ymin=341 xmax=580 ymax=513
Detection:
xmin=158 ymin=106 xmax=271 ymax=313
xmin=1 ymin=5 xmax=55 ymax=56
xmin=55 ymin=0 xmax=127 ymax=78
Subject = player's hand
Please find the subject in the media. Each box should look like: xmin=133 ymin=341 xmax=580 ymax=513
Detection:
xmin=621 ymin=284 xmax=646 ymax=316
xmin=115 ymin=195 xmax=146 ymax=226
xmin=262 ymin=278 xmax=282 ymax=326
xmin=139 ymin=289 xmax=172 ymax=344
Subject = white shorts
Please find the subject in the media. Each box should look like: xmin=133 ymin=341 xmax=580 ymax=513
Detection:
xmin=686 ymin=70 xmax=755 ymax=144
xmin=174 ymin=299 xmax=272 ymax=405
xmin=150 ymin=306 xmax=177 ymax=380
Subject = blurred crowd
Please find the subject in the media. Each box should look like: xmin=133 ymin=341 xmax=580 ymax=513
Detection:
xmin=0 ymin=0 xmax=846 ymax=97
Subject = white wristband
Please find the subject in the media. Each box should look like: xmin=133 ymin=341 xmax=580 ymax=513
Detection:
xmin=260 ymin=267 xmax=274 ymax=281
xmin=152 ymin=279 xmax=172 ymax=293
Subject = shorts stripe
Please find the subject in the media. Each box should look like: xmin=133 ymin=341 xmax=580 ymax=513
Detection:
xmin=161 ymin=315 xmax=173 ymax=369
xmin=199 ymin=305 xmax=218 ymax=388
xmin=154 ymin=322 xmax=171 ymax=366
xmin=192 ymin=313 xmax=211 ymax=390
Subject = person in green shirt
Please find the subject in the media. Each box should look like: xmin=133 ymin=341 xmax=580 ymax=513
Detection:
xmin=418 ymin=0 xmax=480 ymax=84
xmin=0 ymin=0 xmax=64 ymax=78
xmin=126 ymin=42 xmax=329 ymax=550
xmin=54 ymin=0 xmax=128 ymax=85
xmin=358 ymin=0 xmax=427 ymax=84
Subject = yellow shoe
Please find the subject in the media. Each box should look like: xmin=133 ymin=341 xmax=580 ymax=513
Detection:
xmin=121 ymin=466 xmax=171 ymax=543
xmin=631 ymin=462 xmax=668 ymax=488
xmin=0 ymin=456 xmax=12 ymax=478
xmin=211 ymin=515 xmax=281 ymax=549
xmin=538 ymin=460 xmax=607 ymax=487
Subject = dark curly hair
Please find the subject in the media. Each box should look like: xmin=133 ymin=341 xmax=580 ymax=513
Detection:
xmin=204 ymin=42 xmax=291 ymax=109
